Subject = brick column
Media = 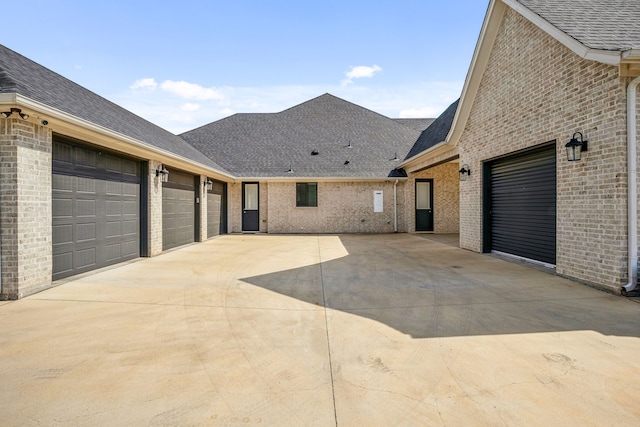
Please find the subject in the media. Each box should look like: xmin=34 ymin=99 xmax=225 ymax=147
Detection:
xmin=148 ymin=160 xmax=163 ymax=256
xmin=0 ymin=118 xmax=52 ymax=299
xmin=199 ymin=175 xmax=208 ymax=241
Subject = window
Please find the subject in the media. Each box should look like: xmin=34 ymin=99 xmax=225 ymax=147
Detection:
xmin=296 ymin=183 xmax=317 ymax=207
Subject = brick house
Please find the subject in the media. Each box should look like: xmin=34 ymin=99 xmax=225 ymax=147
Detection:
xmin=401 ymin=0 xmax=640 ymax=294
xmin=2 ymin=0 xmax=639 ymax=299
xmin=0 ymin=45 xmax=428 ymax=299
xmin=180 ymin=94 xmax=425 ymax=235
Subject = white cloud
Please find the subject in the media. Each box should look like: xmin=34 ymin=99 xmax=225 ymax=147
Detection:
xmin=343 ymin=65 xmax=382 ymax=85
xmin=399 ymin=106 xmax=444 ymax=118
xmin=160 ymin=80 xmax=224 ymax=101
xmin=130 ymin=78 xmax=158 ymax=90
xmin=181 ymin=103 xmax=200 ymax=112
xmin=116 ymin=78 xmax=462 ymax=134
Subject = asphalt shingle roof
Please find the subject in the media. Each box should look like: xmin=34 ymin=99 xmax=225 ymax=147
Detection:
xmin=404 ymin=99 xmax=459 ymax=160
xmin=516 ymin=0 xmax=640 ymax=51
xmin=181 ymin=94 xmax=422 ymax=178
xmin=393 ymin=118 xmax=436 ymax=132
xmin=0 ymin=44 xmax=228 ymax=174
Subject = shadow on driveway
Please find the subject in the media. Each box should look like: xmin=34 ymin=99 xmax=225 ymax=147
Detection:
xmin=243 ymin=234 xmax=640 ymax=339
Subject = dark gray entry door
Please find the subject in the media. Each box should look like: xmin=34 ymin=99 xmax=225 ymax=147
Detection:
xmin=52 ymin=137 xmax=140 ymax=280
xmin=242 ymin=182 xmax=259 ymax=232
xmin=162 ymin=169 xmax=196 ymax=250
xmin=415 ymin=179 xmax=434 ymax=231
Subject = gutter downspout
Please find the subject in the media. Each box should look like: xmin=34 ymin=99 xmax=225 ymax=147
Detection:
xmin=623 ymin=75 xmax=640 ymax=293
xmin=393 ymin=179 xmax=399 ymax=232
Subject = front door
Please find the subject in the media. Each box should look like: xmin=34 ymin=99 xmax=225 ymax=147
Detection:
xmin=415 ymin=179 xmax=434 ymax=232
xmin=242 ymin=182 xmax=259 ymax=232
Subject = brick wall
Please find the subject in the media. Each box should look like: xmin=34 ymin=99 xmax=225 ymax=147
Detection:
xmin=148 ymin=159 xmax=164 ymax=256
xmin=228 ymin=182 xmax=269 ymax=233
xmin=198 ymin=175 xmax=207 ymax=241
xmin=407 ymin=162 xmax=460 ymax=233
xmin=0 ymin=119 xmax=52 ymax=299
xmin=458 ymin=8 xmax=630 ymax=291
xmin=266 ymin=181 xmax=406 ymax=234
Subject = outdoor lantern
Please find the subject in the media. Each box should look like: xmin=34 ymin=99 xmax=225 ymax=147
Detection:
xmin=459 ymin=164 xmax=471 ymax=181
xmin=155 ymin=165 xmax=169 ymax=183
xmin=565 ymin=132 xmax=588 ymax=161
xmin=204 ymin=179 xmax=213 ymax=191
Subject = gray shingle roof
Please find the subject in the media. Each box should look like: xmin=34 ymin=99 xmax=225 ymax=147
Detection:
xmin=0 ymin=44 xmax=228 ymax=174
xmin=181 ymin=94 xmax=421 ymax=178
xmin=393 ymin=118 xmax=436 ymax=132
xmin=404 ymin=99 xmax=459 ymax=160
xmin=516 ymin=0 xmax=640 ymax=51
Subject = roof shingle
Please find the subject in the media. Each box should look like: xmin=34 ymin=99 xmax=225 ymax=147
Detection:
xmin=516 ymin=0 xmax=640 ymax=51
xmin=181 ymin=94 xmax=422 ymax=178
xmin=0 ymin=44 xmax=228 ymax=174
xmin=404 ymin=99 xmax=459 ymax=160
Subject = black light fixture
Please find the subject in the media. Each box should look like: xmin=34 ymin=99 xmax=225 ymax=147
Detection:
xmin=204 ymin=179 xmax=213 ymax=191
xmin=155 ymin=165 xmax=169 ymax=182
xmin=1 ymin=107 xmax=29 ymax=120
xmin=565 ymin=132 xmax=588 ymax=161
xmin=459 ymin=164 xmax=471 ymax=181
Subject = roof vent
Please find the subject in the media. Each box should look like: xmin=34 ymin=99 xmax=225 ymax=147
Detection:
xmin=311 ymin=150 xmax=319 ymax=156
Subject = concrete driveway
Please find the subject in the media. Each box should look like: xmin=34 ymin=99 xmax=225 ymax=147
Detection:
xmin=1 ymin=234 xmax=640 ymax=426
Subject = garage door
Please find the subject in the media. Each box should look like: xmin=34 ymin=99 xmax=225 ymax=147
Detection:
xmin=207 ymin=179 xmax=227 ymax=238
xmin=163 ymin=168 xmax=197 ymax=250
xmin=488 ymin=144 xmax=556 ymax=265
xmin=52 ymin=137 xmax=141 ymax=280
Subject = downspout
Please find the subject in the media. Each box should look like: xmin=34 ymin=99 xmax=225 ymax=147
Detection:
xmin=393 ymin=179 xmax=399 ymax=232
xmin=623 ymin=75 xmax=640 ymax=293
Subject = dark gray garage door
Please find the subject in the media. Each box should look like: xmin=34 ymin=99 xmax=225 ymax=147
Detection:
xmin=163 ymin=168 xmax=197 ymax=250
xmin=488 ymin=144 xmax=556 ymax=265
xmin=52 ymin=136 xmax=140 ymax=280
xmin=207 ymin=179 xmax=227 ymax=238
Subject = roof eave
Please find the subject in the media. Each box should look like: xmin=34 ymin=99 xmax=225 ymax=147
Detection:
xmin=0 ymin=93 xmax=235 ymax=182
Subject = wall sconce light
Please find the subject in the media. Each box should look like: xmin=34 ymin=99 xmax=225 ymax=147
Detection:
xmin=565 ymin=132 xmax=588 ymax=161
xmin=459 ymin=164 xmax=471 ymax=181
xmin=1 ymin=108 xmax=29 ymax=120
xmin=155 ymin=165 xmax=169 ymax=183
xmin=204 ymin=179 xmax=213 ymax=191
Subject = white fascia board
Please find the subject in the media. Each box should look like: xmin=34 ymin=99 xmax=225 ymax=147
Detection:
xmin=444 ymin=0 xmax=506 ymax=148
xmin=3 ymin=94 xmax=235 ymax=181
xmin=399 ymin=140 xmax=447 ymax=168
xmin=502 ymin=0 xmax=621 ymax=65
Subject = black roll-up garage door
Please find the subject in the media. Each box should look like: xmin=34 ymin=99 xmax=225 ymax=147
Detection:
xmin=207 ymin=179 xmax=227 ymax=238
xmin=52 ymin=136 xmax=141 ymax=280
xmin=162 ymin=168 xmax=196 ymax=250
xmin=489 ymin=144 xmax=556 ymax=265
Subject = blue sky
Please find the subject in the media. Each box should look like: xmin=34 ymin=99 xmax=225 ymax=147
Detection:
xmin=3 ymin=1 xmax=488 ymax=133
